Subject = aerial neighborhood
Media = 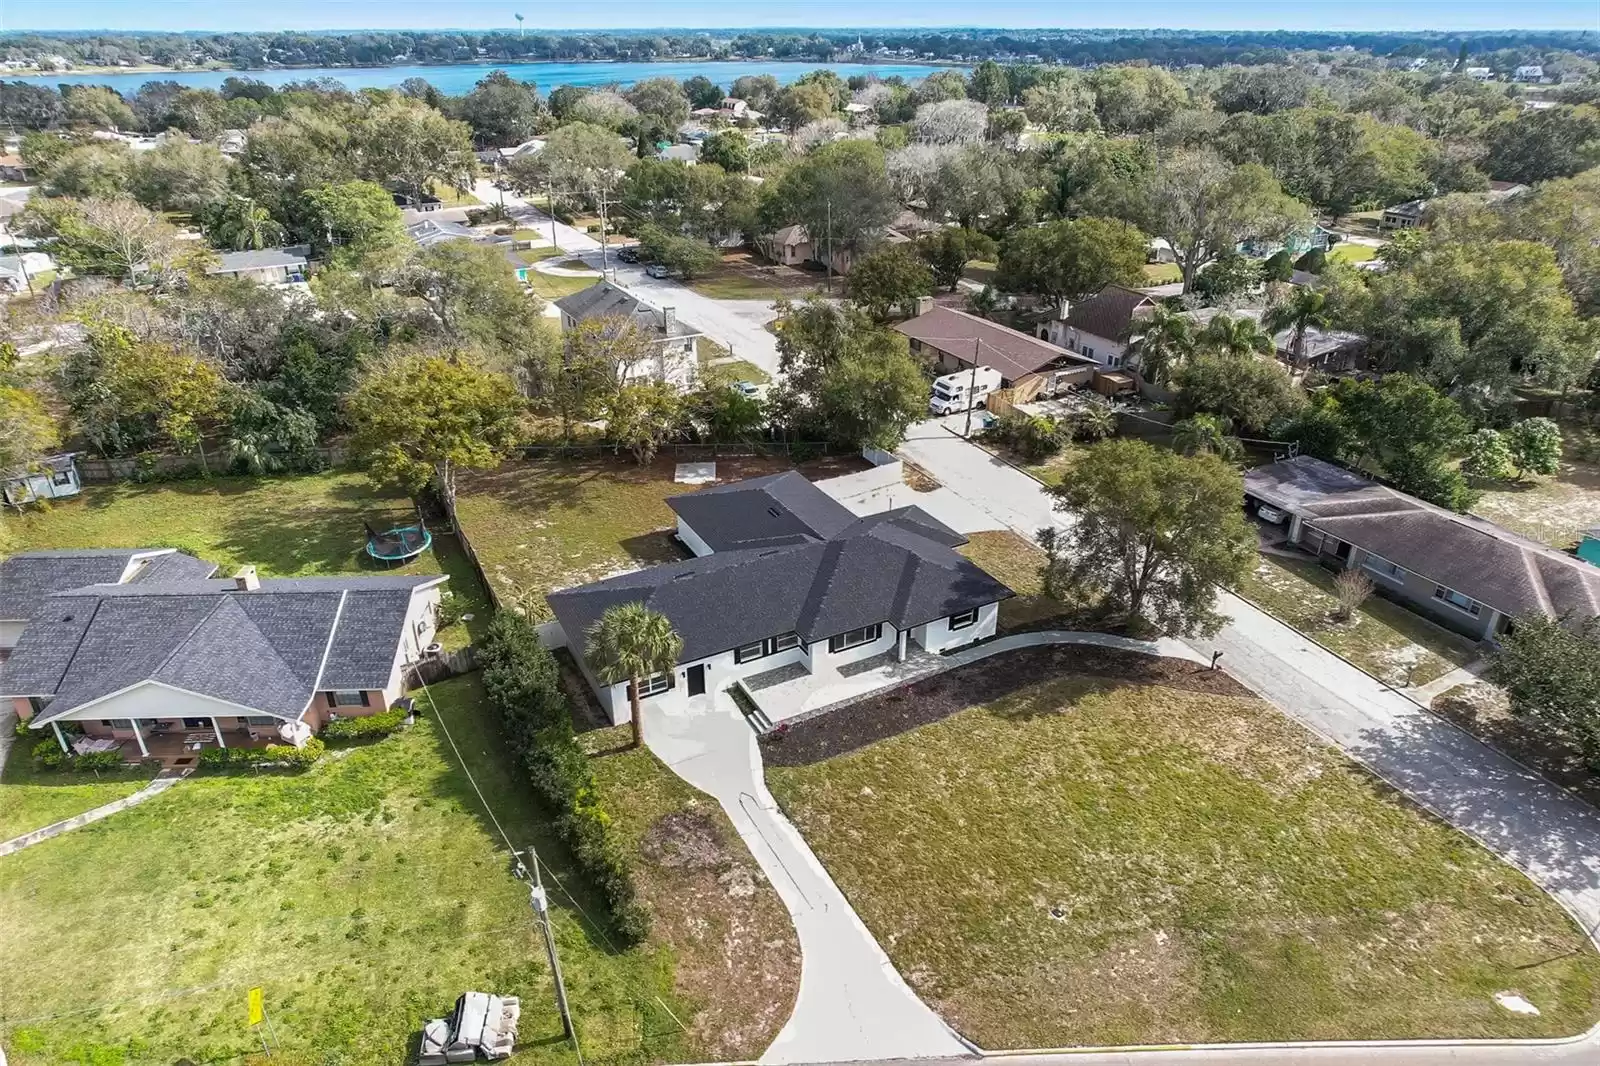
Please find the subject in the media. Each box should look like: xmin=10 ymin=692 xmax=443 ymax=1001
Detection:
xmin=2 ymin=12 xmax=1600 ymax=1066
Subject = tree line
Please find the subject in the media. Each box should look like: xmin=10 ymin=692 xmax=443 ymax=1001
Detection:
xmin=2 ymin=27 xmax=1595 ymax=72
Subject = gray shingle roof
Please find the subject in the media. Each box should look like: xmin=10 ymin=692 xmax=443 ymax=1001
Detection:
xmin=207 ymin=246 xmax=309 ymax=273
xmin=1 ymin=548 xmax=218 ymax=622
xmin=1 ymin=574 xmax=444 ymax=720
xmin=1245 ymin=456 xmax=1600 ymax=624
xmin=1063 ymin=285 xmax=1155 ymax=343
xmin=549 ymin=474 xmax=1011 ymax=665
xmin=554 ymin=280 xmax=701 ymax=341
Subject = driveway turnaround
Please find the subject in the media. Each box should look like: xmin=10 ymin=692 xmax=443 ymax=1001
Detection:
xmin=647 ymin=692 xmax=970 ymax=1064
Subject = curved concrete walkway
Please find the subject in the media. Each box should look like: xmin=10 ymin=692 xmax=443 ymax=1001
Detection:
xmin=529 ymin=257 xmax=602 ymax=278
xmin=0 ymin=772 xmax=184 ymax=859
xmin=645 ymin=631 xmax=1207 ymax=1065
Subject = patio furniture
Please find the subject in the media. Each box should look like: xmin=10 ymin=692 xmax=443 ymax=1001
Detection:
xmin=71 ymin=737 xmax=120 ymax=755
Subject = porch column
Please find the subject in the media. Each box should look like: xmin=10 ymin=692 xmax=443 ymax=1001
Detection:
xmin=896 ymin=630 xmax=908 ymax=662
xmin=129 ymin=717 xmax=149 ymax=758
xmin=50 ymin=720 xmax=69 ymax=754
xmin=212 ymin=717 xmax=226 ymax=748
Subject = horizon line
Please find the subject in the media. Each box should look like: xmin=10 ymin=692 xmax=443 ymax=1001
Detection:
xmin=1 ymin=24 xmax=1587 ymax=35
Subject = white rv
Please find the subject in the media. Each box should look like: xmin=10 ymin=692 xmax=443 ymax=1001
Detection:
xmin=928 ymin=366 xmax=1002 ymax=415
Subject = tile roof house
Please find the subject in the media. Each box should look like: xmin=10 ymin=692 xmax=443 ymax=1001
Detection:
xmin=547 ymin=472 xmax=1012 ymax=724
xmin=894 ymin=304 xmax=1096 ymax=393
xmin=554 ymin=280 xmax=702 ymax=391
xmin=1244 ymin=456 xmax=1600 ymax=641
xmin=1 ymin=553 xmax=447 ymax=764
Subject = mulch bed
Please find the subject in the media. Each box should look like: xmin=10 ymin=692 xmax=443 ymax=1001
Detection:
xmin=761 ymin=644 xmax=1251 ymax=767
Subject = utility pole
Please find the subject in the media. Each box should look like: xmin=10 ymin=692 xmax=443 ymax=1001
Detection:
xmin=518 ymin=847 xmax=575 ymax=1042
xmin=824 ymin=200 xmax=833 ymax=295
xmin=597 ymin=191 xmax=612 ymax=280
xmin=544 ymin=177 xmax=560 ymax=253
xmin=964 ymin=337 xmax=981 ymax=439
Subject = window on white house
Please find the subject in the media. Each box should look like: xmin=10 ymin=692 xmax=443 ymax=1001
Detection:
xmin=828 ymin=623 xmax=883 ymax=653
xmin=1362 ymin=554 xmax=1404 ymax=581
xmin=1081 ymin=345 xmax=1096 ymax=359
xmin=734 ymin=632 xmax=802 ymax=663
xmin=1432 ymin=585 xmax=1482 ymax=616
xmin=949 ymin=608 xmax=979 ymax=631
xmin=329 ymin=690 xmax=369 ymax=707
xmin=631 ymin=672 xmax=673 ymax=699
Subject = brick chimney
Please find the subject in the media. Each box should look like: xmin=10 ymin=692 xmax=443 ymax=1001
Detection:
xmin=914 ymin=295 xmax=935 ymax=316
xmin=660 ymin=306 xmax=676 ymax=333
xmin=1057 ymin=297 xmax=1071 ymax=321
xmin=233 ymin=565 xmax=260 ymax=592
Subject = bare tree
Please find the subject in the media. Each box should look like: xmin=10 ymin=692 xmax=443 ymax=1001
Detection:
xmin=911 ymin=99 xmax=989 ymax=145
xmin=791 ymin=117 xmax=849 ymax=154
xmin=1332 ymin=569 xmax=1374 ymax=622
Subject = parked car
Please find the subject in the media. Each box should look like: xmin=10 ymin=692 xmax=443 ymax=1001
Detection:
xmin=645 ymin=263 xmax=670 ymax=279
xmin=733 ymin=381 xmax=762 ymax=398
xmin=617 ymin=246 xmax=639 ymax=263
xmin=1256 ymin=503 xmax=1288 ymax=524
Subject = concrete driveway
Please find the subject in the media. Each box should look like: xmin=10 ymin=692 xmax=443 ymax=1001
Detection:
xmin=897 ymin=420 xmax=1069 ymax=538
xmin=645 ymin=693 xmax=969 ymax=1064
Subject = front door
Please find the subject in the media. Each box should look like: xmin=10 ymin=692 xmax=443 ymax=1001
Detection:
xmin=686 ymin=664 xmax=706 ymax=697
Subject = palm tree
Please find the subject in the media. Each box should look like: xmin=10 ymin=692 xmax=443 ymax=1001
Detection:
xmin=1122 ymin=304 xmax=1194 ymax=386
xmin=1197 ymin=314 xmax=1274 ymax=360
xmin=1073 ymin=398 xmax=1118 ymax=442
xmin=1173 ymin=413 xmax=1242 ymax=460
xmin=206 ymin=195 xmax=284 ymax=252
xmin=1261 ymin=288 xmax=1331 ymax=369
xmin=585 ymin=603 xmax=683 ymax=749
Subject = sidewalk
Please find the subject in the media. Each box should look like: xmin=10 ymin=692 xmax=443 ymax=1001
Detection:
xmin=646 ymin=693 xmax=969 ymax=1064
xmin=0 ymin=771 xmax=186 ymax=859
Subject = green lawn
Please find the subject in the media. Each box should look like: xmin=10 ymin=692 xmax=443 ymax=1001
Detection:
xmin=1141 ymin=261 xmax=1183 ymax=283
xmin=685 ymin=254 xmax=822 ymax=301
xmin=768 ymin=674 xmax=1600 ymax=1048
xmin=528 ymin=271 xmax=599 ymax=302
xmin=963 ymin=260 xmax=997 ymax=286
xmin=1235 ymin=555 xmax=1478 ymax=687
xmin=6 ymin=472 xmax=490 ymax=651
xmin=1329 ymin=243 xmax=1379 ymax=264
xmin=0 ymin=752 xmax=157 ymax=843
xmin=1468 ymin=433 xmax=1600 ymax=550
xmin=581 ymin=726 xmax=799 ymax=1060
xmin=957 ymin=530 xmax=1077 ymax=632
xmin=0 ymin=676 xmax=707 ymax=1066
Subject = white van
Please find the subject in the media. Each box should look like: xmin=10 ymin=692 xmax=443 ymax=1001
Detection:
xmin=928 ymin=365 xmax=1003 ymax=415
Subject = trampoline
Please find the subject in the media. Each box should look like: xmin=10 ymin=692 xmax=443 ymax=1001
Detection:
xmin=365 ymin=517 xmax=432 ymax=564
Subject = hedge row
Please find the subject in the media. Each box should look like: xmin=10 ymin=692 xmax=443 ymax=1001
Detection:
xmin=325 ymin=705 xmax=411 ymax=740
xmin=198 ymin=737 xmax=326 ymax=769
xmin=479 ymin=611 xmax=650 ymax=946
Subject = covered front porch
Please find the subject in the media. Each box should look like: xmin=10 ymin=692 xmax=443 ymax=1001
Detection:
xmin=44 ymin=717 xmax=297 ymax=769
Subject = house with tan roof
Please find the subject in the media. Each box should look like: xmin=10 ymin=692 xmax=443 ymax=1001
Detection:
xmin=1245 ymin=456 xmax=1600 ymax=641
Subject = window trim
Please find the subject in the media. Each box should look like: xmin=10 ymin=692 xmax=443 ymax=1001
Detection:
xmin=734 ymin=632 xmax=801 ymax=664
xmin=329 ymin=690 xmax=369 ymax=708
xmin=828 ymin=623 xmax=883 ymax=654
xmin=1360 ymin=554 xmax=1405 ymax=582
xmin=948 ymin=608 xmax=980 ymax=631
xmin=630 ymin=671 xmax=673 ymax=699
xmin=1432 ymin=585 xmax=1482 ymax=617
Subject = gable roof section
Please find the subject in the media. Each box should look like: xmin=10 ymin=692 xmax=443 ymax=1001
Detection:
xmin=893 ymin=306 xmax=1093 ymax=383
xmin=667 ymin=471 xmax=856 ymax=551
xmin=2 ymin=574 xmax=444 ymax=721
xmin=1064 ymin=285 xmax=1154 ymax=342
xmin=554 ymin=280 xmax=700 ymax=341
xmin=1 ymin=548 xmax=215 ymax=622
xmin=551 ymin=475 xmax=1010 ymax=665
xmin=1245 ymin=456 xmax=1600 ymax=624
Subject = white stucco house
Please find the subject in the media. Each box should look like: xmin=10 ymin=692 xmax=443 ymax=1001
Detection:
xmin=553 ymin=280 xmax=702 ymax=391
xmin=547 ymin=472 xmax=1012 ymax=724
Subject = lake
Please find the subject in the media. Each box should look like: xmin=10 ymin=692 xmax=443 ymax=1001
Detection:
xmin=29 ymin=60 xmax=961 ymax=95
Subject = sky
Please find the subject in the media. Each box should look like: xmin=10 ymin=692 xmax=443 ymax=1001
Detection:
xmin=5 ymin=0 xmax=1598 ymax=33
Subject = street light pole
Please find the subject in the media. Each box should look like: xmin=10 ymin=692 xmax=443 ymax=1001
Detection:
xmin=964 ymin=338 xmax=981 ymax=439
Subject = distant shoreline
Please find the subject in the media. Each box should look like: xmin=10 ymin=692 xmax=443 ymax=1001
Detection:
xmin=10 ymin=55 xmax=969 ymax=80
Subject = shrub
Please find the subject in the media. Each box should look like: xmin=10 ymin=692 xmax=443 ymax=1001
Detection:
xmin=1332 ymin=569 xmax=1374 ymax=622
xmin=982 ymin=412 xmax=1065 ymax=462
xmin=200 ymin=737 xmax=325 ymax=770
xmin=325 ymin=706 xmax=410 ymax=740
xmin=73 ymin=750 xmax=126 ymax=772
xmin=32 ymin=738 xmax=68 ymax=770
xmin=479 ymin=611 xmax=650 ymax=944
